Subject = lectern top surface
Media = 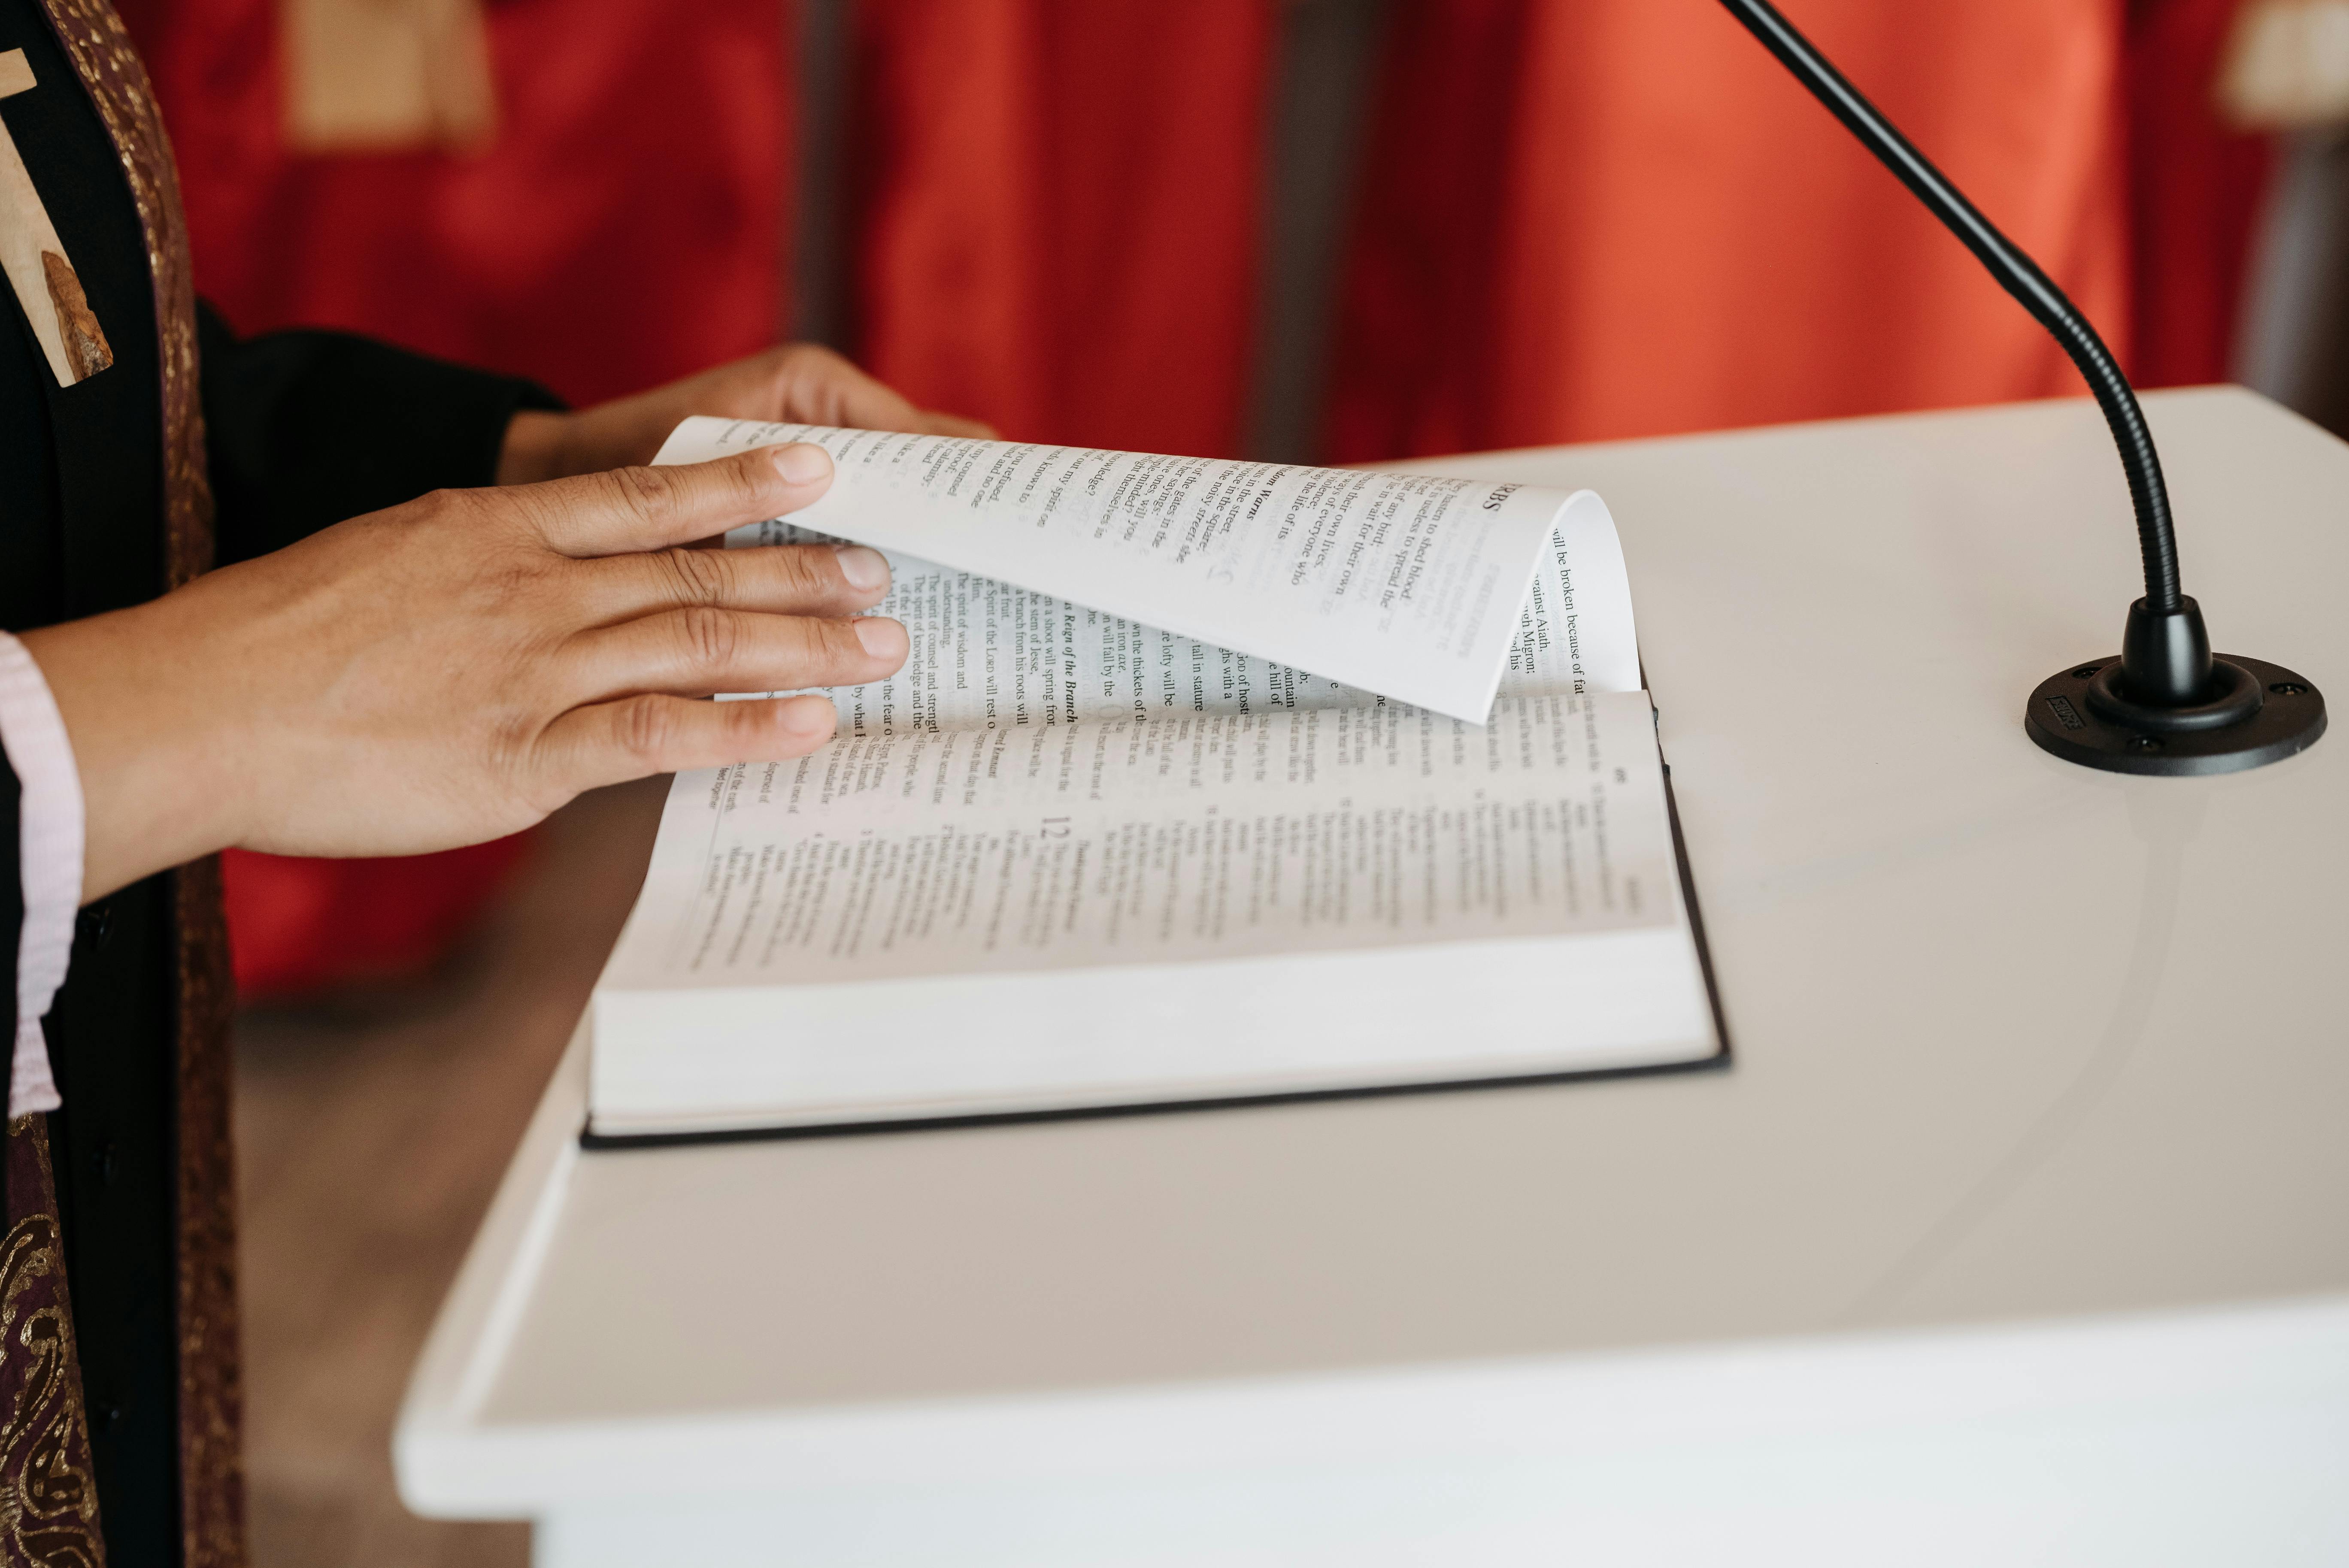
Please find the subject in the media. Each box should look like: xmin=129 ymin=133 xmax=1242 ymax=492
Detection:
xmin=410 ymin=388 xmax=2349 ymax=1439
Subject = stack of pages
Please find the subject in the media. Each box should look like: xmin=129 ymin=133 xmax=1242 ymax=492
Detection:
xmin=586 ymin=419 xmax=1724 ymax=1142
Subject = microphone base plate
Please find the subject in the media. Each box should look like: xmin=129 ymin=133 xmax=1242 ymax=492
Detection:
xmin=2026 ymin=654 xmax=2325 ymax=776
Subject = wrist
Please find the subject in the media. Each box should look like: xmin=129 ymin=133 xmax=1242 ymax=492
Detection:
xmin=497 ymin=409 xmax=578 ymax=486
xmin=20 ymin=596 xmax=254 ymax=900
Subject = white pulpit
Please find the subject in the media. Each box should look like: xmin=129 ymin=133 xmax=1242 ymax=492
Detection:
xmin=394 ymin=388 xmax=2349 ymax=1566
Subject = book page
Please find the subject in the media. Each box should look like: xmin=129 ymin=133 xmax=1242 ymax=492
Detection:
xmin=604 ymin=690 xmax=1676 ymax=994
xmin=655 ymin=418 xmax=1580 ymax=722
xmin=722 ymin=488 xmax=1637 ymax=740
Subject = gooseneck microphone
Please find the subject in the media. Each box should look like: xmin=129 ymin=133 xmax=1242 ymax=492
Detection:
xmin=1716 ymin=0 xmax=2325 ymax=775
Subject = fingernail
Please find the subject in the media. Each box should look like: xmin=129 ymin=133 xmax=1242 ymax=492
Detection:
xmin=778 ymin=696 xmax=837 ymax=739
xmin=853 ymin=616 xmax=908 ymax=660
xmin=834 ymin=545 xmax=889 ymax=592
xmin=773 ymin=442 xmax=832 ymax=485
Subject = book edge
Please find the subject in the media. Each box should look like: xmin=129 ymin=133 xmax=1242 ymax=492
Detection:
xmin=579 ymin=739 xmax=1731 ymax=1150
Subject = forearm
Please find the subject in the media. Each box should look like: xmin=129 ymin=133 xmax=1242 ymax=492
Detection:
xmin=17 ymin=597 xmax=248 ymax=902
xmin=14 ymin=446 xmax=894 ymax=908
xmin=33 ymin=336 xmax=976 ymax=902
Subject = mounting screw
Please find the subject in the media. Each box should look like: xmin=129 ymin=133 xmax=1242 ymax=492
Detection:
xmin=2270 ymin=681 xmax=2310 ymax=696
xmin=2128 ymin=735 xmax=2166 ymax=753
xmin=2072 ymin=666 xmax=2102 ymax=680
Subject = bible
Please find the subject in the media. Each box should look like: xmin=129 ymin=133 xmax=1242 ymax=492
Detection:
xmin=585 ymin=419 xmax=1726 ymax=1142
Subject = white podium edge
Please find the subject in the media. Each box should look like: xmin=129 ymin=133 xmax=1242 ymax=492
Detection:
xmin=394 ymin=1042 xmax=2349 ymax=1519
xmin=395 ymin=1015 xmax=588 ymax=1517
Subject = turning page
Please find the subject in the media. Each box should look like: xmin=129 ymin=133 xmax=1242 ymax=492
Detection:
xmin=655 ymin=418 xmax=1588 ymax=722
xmin=722 ymin=486 xmax=1639 ymax=739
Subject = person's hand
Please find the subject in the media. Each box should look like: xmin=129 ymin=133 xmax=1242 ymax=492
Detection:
xmin=496 ymin=342 xmax=996 ymax=484
xmin=22 ymin=445 xmax=903 ymax=902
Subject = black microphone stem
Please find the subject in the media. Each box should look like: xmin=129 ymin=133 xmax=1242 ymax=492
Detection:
xmin=1713 ymin=0 xmax=2183 ymax=615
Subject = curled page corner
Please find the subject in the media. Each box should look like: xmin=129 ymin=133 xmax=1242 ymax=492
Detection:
xmin=655 ymin=417 xmax=1589 ymax=723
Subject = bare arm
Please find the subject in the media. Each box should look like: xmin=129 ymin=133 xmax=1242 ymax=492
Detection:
xmin=24 ymin=444 xmax=898 ymax=902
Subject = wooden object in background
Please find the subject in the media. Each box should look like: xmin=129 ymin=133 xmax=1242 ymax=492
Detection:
xmin=281 ymin=0 xmax=495 ymax=151
xmin=2222 ymin=0 xmax=2349 ymax=129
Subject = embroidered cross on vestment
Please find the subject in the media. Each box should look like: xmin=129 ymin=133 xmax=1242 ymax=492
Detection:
xmin=0 ymin=46 xmax=113 ymax=384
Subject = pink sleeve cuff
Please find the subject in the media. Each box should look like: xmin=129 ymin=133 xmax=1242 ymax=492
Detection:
xmin=0 ymin=632 xmax=84 ymax=1119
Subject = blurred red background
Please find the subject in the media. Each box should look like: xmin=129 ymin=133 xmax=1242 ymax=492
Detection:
xmin=114 ymin=0 xmax=2273 ymax=996
xmin=122 ymin=0 xmax=791 ymax=993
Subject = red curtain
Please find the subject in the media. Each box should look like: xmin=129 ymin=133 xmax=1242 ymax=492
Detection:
xmin=1325 ymin=0 xmax=2139 ymax=461
xmin=125 ymin=0 xmax=790 ymax=992
xmin=846 ymin=0 xmax=1274 ymax=457
xmin=2127 ymin=0 xmax=2273 ymax=388
xmin=135 ymin=0 xmax=788 ymax=399
xmin=115 ymin=0 xmax=2265 ymax=995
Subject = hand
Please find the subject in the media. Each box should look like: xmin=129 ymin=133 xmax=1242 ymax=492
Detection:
xmin=496 ymin=342 xmax=996 ymax=484
xmin=23 ymin=445 xmax=904 ymax=902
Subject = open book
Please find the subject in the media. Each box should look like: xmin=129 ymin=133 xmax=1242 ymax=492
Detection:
xmin=586 ymin=420 xmax=1725 ymax=1142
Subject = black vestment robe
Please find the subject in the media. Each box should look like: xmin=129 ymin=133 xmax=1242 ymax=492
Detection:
xmin=0 ymin=3 xmax=559 ymax=1560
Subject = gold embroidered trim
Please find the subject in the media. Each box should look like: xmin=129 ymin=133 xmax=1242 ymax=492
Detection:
xmin=30 ymin=8 xmax=245 ymax=1568
xmin=169 ymin=860 xmax=241 ymax=1568
xmin=2 ymin=1119 xmax=105 ymax=1568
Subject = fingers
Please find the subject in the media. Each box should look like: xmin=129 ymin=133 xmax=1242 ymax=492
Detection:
xmin=776 ymin=344 xmax=931 ymax=433
xmin=513 ymin=445 xmax=835 ymax=557
xmin=540 ymin=693 xmax=843 ymax=794
xmin=576 ymin=541 xmax=893 ymax=622
xmin=773 ymin=345 xmax=996 ymax=441
xmin=563 ymin=608 xmax=908 ymax=702
xmin=920 ymin=411 xmax=999 ymax=440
